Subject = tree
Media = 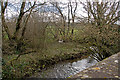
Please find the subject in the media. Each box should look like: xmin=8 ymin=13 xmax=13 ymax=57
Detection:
xmin=80 ymin=0 xmax=120 ymax=61
xmin=1 ymin=0 xmax=46 ymax=60
xmin=1 ymin=0 xmax=12 ymax=40
xmin=50 ymin=2 xmax=67 ymax=41
xmin=80 ymin=0 xmax=120 ymax=27
xmin=69 ymin=0 xmax=78 ymax=39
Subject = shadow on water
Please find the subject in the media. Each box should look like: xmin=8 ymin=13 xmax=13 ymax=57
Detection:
xmin=32 ymin=56 xmax=98 ymax=78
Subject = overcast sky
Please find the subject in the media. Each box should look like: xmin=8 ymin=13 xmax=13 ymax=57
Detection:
xmin=3 ymin=0 xmax=88 ymax=18
xmin=2 ymin=0 xmax=120 ymax=19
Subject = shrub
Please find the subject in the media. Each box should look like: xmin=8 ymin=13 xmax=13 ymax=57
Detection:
xmin=79 ymin=24 xmax=119 ymax=61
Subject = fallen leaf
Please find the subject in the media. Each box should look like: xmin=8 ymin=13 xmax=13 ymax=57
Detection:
xmin=92 ymin=67 xmax=100 ymax=70
xmin=115 ymin=76 xmax=119 ymax=78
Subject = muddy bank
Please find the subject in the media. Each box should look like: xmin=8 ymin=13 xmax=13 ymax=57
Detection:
xmin=25 ymin=52 xmax=90 ymax=78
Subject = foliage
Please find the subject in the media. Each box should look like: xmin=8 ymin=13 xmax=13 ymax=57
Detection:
xmin=79 ymin=24 xmax=119 ymax=61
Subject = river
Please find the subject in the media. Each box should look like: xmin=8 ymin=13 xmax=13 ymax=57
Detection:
xmin=31 ymin=56 xmax=98 ymax=78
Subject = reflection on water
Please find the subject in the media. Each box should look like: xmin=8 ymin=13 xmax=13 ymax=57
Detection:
xmin=33 ymin=57 xmax=97 ymax=78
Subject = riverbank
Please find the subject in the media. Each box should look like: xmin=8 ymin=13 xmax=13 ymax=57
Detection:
xmin=2 ymin=42 xmax=90 ymax=78
xmin=29 ymin=52 xmax=90 ymax=78
xmin=31 ymin=54 xmax=97 ymax=78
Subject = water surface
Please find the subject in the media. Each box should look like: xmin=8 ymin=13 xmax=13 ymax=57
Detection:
xmin=33 ymin=56 xmax=97 ymax=78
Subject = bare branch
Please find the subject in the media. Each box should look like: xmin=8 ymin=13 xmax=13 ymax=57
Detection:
xmin=13 ymin=1 xmax=26 ymax=40
xmin=1 ymin=0 xmax=12 ymax=40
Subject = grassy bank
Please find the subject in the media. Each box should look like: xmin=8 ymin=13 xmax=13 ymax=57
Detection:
xmin=2 ymin=42 xmax=89 ymax=78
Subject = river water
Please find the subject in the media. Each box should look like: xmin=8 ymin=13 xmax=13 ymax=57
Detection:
xmin=32 ymin=56 xmax=97 ymax=78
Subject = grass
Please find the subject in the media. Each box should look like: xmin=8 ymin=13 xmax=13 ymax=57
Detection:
xmin=3 ymin=42 xmax=82 ymax=64
xmin=2 ymin=26 xmax=91 ymax=78
xmin=3 ymin=41 xmax=88 ymax=78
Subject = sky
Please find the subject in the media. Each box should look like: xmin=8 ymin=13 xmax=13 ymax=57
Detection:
xmin=2 ymin=0 xmax=120 ymax=20
xmin=3 ymin=0 xmax=88 ymax=19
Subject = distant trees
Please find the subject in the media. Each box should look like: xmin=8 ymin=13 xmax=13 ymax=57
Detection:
xmin=50 ymin=2 xmax=66 ymax=41
xmin=50 ymin=1 xmax=78 ymax=41
xmin=69 ymin=0 xmax=78 ymax=39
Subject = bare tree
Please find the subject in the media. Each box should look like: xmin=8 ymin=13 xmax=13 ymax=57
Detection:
xmin=69 ymin=0 xmax=78 ymax=39
xmin=51 ymin=2 xmax=66 ymax=40
xmin=79 ymin=0 xmax=120 ymax=60
xmin=1 ymin=0 xmax=12 ymax=40
xmin=67 ymin=2 xmax=70 ymax=37
xmin=80 ymin=0 xmax=120 ymax=27
xmin=1 ymin=1 xmax=47 ymax=60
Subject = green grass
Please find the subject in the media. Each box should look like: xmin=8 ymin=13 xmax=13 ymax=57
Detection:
xmin=3 ymin=41 xmax=86 ymax=78
xmin=3 ymin=42 xmax=81 ymax=63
